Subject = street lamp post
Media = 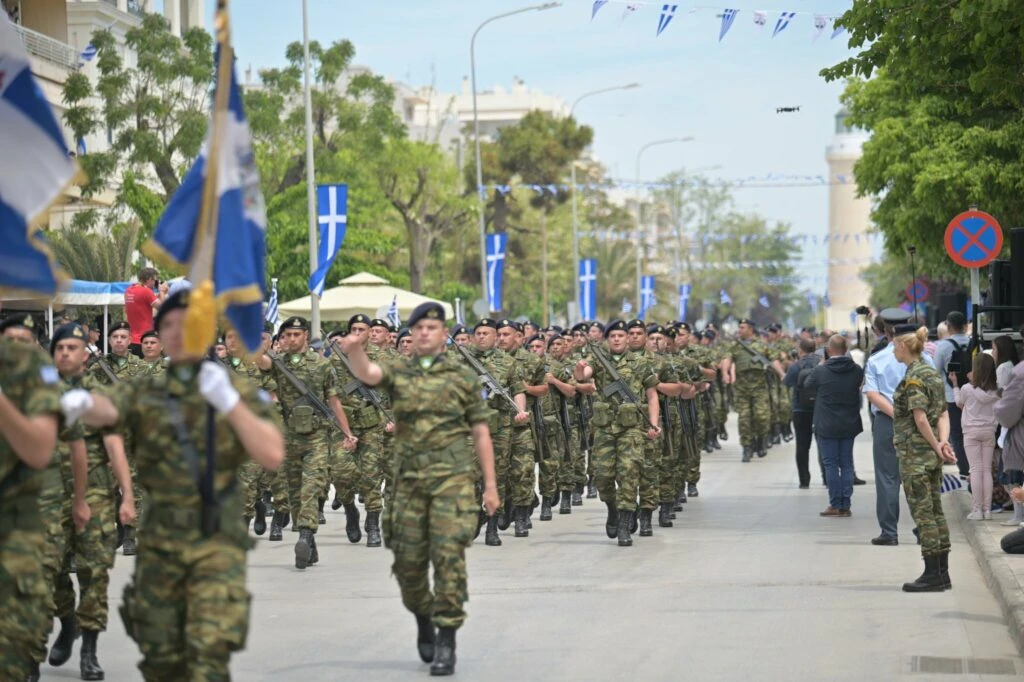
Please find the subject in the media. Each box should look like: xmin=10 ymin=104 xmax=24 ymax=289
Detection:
xmin=471 ymin=2 xmax=561 ymax=313
xmin=569 ymin=83 xmax=640 ymax=324
xmin=301 ymin=0 xmax=320 ymax=338
xmin=634 ymin=137 xmax=693 ymax=308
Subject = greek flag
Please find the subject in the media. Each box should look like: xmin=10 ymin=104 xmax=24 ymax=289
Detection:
xmin=579 ymin=259 xmax=597 ymax=321
xmin=145 ymin=45 xmax=267 ymax=352
xmin=759 ymin=294 xmax=770 ymax=308
xmin=591 ymin=0 xmax=608 ymax=20
xmin=309 ymin=184 xmax=347 ymax=297
xmin=485 ymin=232 xmax=507 ymax=313
xmin=678 ymin=283 xmax=691 ymax=321
xmin=621 ymin=298 xmax=633 ymax=314
xmin=719 ymin=8 xmax=739 ymax=41
xmin=265 ymin=279 xmax=279 ymax=326
xmin=939 ymin=473 xmax=963 ymax=494
xmin=79 ymin=43 xmax=97 ymax=64
xmin=720 ymin=289 xmax=732 ymax=306
xmin=454 ymin=298 xmax=465 ymax=326
xmin=387 ymin=294 xmax=400 ymax=328
xmin=0 ymin=15 xmax=75 ymax=295
xmin=773 ymin=11 xmax=796 ymax=38
xmin=656 ymin=4 xmax=678 ymax=36
xmin=640 ymin=275 xmax=656 ymax=319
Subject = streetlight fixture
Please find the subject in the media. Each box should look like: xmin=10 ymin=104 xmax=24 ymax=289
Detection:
xmin=634 ymin=136 xmax=693 ymax=307
xmin=471 ymin=2 xmax=562 ymax=313
xmin=569 ymin=82 xmax=641 ymax=323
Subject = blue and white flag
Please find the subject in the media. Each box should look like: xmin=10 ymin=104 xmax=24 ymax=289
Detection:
xmin=831 ymin=20 xmax=845 ymax=40
xmin=823 ymin=291 xmax=831 ymax=307
xmin=591 ymin=0 xmax=608 ymax=20
xmin=265 ymin=278 xmax=279 ymax=327
xmin=772 ymin=11 xmax=795 ymax=38
xmin=759 ymin=294 xmax=770 ymax=308
xmin=939 ymin=472 xmax=963 ymax=494
xmin=579 ymin=258 xmax=597 ymax=321
xmin=656 ymin=4 xmax=678 ymax=36
xmin=79 ymin=43 xmax=97 ymax=64
xmin=0 ymin=15 xmax=75 ymax=296
xmin=621 ymin=298 xmax=633 ymax=315
xmin=309 ymin=183 xmax=347 ymax=297
xmin=454 ymin=298 xmax=465 ymax=326
xmin=387 ymin=294 xmax=401 ymax=328
xmin=719 ymin=8 xmax=739 ymax=41
xmin=678 ymin=283 xmax=691 ymax=321
xmin=146 ymin=45 xmax=267 ymax=352
xmin=720 ymin=289 xmax=732 ymax=306
xmin=640 ymin=275 xmax=656 ymax=319
xmin=76 ymin=136 xmax=87 ymax=156
xmin=485 ymin=232 xmax=507 ymax=313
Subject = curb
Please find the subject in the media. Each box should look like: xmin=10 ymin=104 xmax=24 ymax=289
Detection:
xmin=953 ymin=492 xmax=1024 ymax=656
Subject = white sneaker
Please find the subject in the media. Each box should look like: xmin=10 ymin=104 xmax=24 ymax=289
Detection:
xmin=1000 ymin=517 xmax=1022 ymax=526
xmin=983 ymin=512 xmax=992 ymax=520
xmin=966 ymin=511 xmax=984 ymax=521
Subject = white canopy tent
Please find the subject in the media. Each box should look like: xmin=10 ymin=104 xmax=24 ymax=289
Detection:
xmin=277 ymin=272 xmax=453 ymax=326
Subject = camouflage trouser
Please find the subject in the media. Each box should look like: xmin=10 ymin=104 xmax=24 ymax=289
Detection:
xmin=239 ymin=460 xmax=263 ymax=516
xmin=659 ymin=414 xmax=685 ymax=502
xmin=122 ymin=539 xmax=249 ymax=681
xmin=55 ymin=478 xmax=117 ymax=632
xmin=32 ymin=473 xmax=70 ymax=665
xmin=381 ymin=431 xmax=395 ymax=510
xmin=126 ymin=453 xmax=145 ymax=528
xmin=510 ymin=424 xmax=537 ymax=507
xmin=638 ymin=435 xmax=661 ymax=510
xmin=284 ymin=429 xmax=329 ymax=532
xmin=734 ymin=374 xmax=770 ymax=448
xmin=898 ymin=449 xmax=951 ymax=557
xmin=0 ymin=526 xmax=48 ymax=679
xmin=264 ymin=468 xmax=289 ymax=514
xmin=684 ymin=399 xmax=704 ymax=483
xmin=714 ymin=384 xmax=729 ymax=428
xmin=387 ymin=471 xmax=477 ymax=629
xmin=558 ymin=425 xmax=584 ymax=490
xmin=537 ymin=418 xmax=566 ymax=498
xmin=490 ymin=420 xmax=512 ymax=518
xmin=332 ymin=425 xmax=386 ymax=512
xmin=593 ymin=425 xmax=645 ymax=512
xmin=777 ymin=383 xmax=792 ymax=428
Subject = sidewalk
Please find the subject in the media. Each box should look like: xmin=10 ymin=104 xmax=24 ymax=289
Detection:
xmin=953 ymin=491 xmax=1024 ymax=655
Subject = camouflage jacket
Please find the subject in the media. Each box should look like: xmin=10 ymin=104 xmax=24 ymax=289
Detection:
xmin=586 ymin=348 xmax=658 ymax=431
xmin=143 ymin=357 xmax=167 ymax=377
xmin=328 ymin=346 xmax=391 ymax=431
xmin=893 ymin=358 xmax=947 ymax=455
xmin=88 ymin=351 xmax=146 ymax=385
xmin=266 ymin=348 xmax=339 ymax=434
xmin=468 ymin=347 xmax=523 ymax=417
xmin=379 ymin=353 xmax=489 ymax=480
xmin=727 ymin=337 xmax=772 ymax=375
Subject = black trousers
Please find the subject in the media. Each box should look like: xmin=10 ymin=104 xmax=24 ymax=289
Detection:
xmin=947 ymin=401 xmax=969 ymax=477
xmin=793 ymin=410 xmax=814 ymax=486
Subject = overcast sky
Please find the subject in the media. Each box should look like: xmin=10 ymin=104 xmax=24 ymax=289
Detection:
xmin=174 ymin=0 xmax=864 ymax=289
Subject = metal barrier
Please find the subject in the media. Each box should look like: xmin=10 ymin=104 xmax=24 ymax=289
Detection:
xmin=13 ymin=24 xmax=77 ymax=70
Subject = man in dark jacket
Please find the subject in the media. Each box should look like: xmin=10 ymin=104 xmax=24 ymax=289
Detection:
xmin=805 ymin=335 xmax=864 ymax=517
xmin=783 ymin=338 xmax=820 ymax=488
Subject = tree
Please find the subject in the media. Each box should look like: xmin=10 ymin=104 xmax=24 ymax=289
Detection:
xmin=821 ymin=1 xmax=1024 ymax=279
xmin=48 ymin=223 xmax=140 ymax=283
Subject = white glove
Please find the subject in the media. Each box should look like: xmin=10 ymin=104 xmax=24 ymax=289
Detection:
xmin=60 ymin=388 xmax=94 ymax=427
xmin=199 ymin=360 xmax=240 ymax=414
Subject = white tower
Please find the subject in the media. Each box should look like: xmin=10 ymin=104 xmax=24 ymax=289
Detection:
xmin=164 ymin=0 xmax=205 ymax=38
xmin=825 ymin=109 xmax=873 ymax=331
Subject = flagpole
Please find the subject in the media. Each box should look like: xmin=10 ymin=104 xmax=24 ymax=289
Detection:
xmin=301 ymin=0 xmax=320 ymax=339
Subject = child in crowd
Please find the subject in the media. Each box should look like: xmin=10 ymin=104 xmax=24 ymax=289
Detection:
xmin=953 ymin=353 xmax=1000 ymax=520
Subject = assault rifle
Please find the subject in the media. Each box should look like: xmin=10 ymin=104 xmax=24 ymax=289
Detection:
xmin=447 ymin=336 xmax=521 ymax=414
xmin=322 ymin=333 xmax=393 ymax=422
xmin=584 ymin=341 xmax=659 ymax=431
xmin=270 ymin=355 xmax=344 ymax=432
xmin=91 ymin=353 xmax=119 ymax=384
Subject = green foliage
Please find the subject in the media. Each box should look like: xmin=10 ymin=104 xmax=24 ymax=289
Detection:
xmin=47 ymin=223 xmax=140 ymax=283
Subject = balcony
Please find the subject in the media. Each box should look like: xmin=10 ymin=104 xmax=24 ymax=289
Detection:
xmin=13 ymin=24 xmax=77 ymax=70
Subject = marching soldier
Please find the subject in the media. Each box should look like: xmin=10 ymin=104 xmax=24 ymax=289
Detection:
xmin=721 ymin=319 xmax=774 ymax=462
xmin=526 ymin=334 xmax=572 ymax=521
xmin=337 ymin=301 xmax=499 ymax=677
xmin=140 ymin=330 xmax=165 ymax=375
xmin=676 ymin=323 xmax=718 ymax=497
xmin=547 ymin=334 xmax=584 ymax=514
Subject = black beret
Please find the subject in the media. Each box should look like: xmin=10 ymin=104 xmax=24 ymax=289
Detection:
xmin=0 ymin=314 xmax=36 ymax=334
xmin=525 ymin=333 xmax=544 ymax=347
xmin=605 ymin=319 xmax=627 ymax=337
xmin=474 ymin=318 xmax=497 ymax=331
xmin=349 ymin=314 xmax=371 ymax=328
xmin=49 ymin=323 xmax=86 ymax=355
xmin=369 ymin=318 xmax=390 ymax=330
xmin=676 ymin=322 xmax=692 ymax=332
xmin=550 ymin=325 xmax=564 ymax=334
xmin=547 ymin=334 xmax=563 ymax=348
xmin=140 ymin=330 xmax=159 ymax=342
xmin=625 ymin=318 xmax=646 ymax=330
xmin=496 ymin=319 xmax=516 ymax=331
xmin=108 ymin=320 xmax=131 ymax=335
xmin=570 ymin=322 xmax=588 ymax=334
xmin=737 ymin=318 xmax=754 ymax=327
xmin=154 ymin=288 xmax=190 ymax=331
xmin=326 ymin=328 xmax=346 ymax=340
xmin=396 ymin=327 xmax=411 ymax=343
xmin=646 ymin=324 xmax=665 ymax=336
xmin=893 ymin=323 xmax=919 ymax=336
xmin=693 ymin=330 xmax=705 ymax=340
xmin=408 ymin=302 xmax=445 ymax=327
xmin=522 ymin=319 xmax=539 ymax=329
xmin=450 ymin=323 xmax=469 ymax=337
xmin=704 ymin=329 xmax=717 ymax=339
xmin=280 ymin=316 xmax=309 ymax=331
xmin=589 ymin=321 xmax=605 ymax=332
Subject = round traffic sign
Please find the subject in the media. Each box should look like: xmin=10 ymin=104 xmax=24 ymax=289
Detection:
xmin=905 ymin=280 xmax=929 ymax=303
xmin=944 ymin=209 xmax=1003 ymax=268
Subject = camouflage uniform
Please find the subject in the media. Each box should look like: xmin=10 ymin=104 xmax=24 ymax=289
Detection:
xmin=143 ymin=357 xmax=166 ymax=377
xmin=226 ymin=355 xmax=280 ymax=520
xmin=379 ymin=352 xmax=489 ymax=629
xmin=511 ymin=347 xmax=543 ymax=509
xmin=725 ymin=338 xmax=772 ymax=452
xmin=638 ymin=350 xmax=677 ymax=511
xmin=468 ymin=347 xmax=521 ymax=523
xmin=551 ymin=359 xmax=583 ymax=496
xmin=536 ymin=358 xmax=569 ymax=502
xmin=587 ymin=351 xmax=658 ymax=513
xmin=893 ymin=359 xmax=950 ymax=557
xmin=267 ymin=349 xmax=338 ymax=534
xmin=112 ymin=363 xmax=278 ymax=680
xmin=667 ymin=350 xmax=703 ymax=494
xmin=680 ymin=344 xmax=713 ymax=481
xmin=0 ymin=339 xmax=63 ymax=679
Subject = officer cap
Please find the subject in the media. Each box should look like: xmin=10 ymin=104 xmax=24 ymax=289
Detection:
xmin=407 ymin=302 xmax=445 ymax=327
xmin=878 ymin=308 xmax=911 ymax=325
xmin=646 ymin=324 xmax=665 ymax=336
xmin=625 ymin=318 xmax=646 ymax=331
xmin=141 ymin=330 xmax=159 ymax=342
xmin=604 ymin=319 xmax=627 ymax=337
xmin=893 ymin=323 xmax=919 ymax=336
xmin=349 ymin=314 xmax=371 ymax=328
xmin=280 ymin=316 xmax=309 ymax=331
xmin=154 ymin=288 xmax=190 ymax=331
xmin=49 ymin=322 xmax=86 ymax=355
xmin=369 ymin=318 xmax=390 ymax=330
xmin=450 ymin=323 xmax=469 ymax=337
xmin=0 ymin=314 xmax=35 ymax=334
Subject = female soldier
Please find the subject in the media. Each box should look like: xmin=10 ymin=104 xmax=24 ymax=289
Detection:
xmin=892 ymin=325 xmax=956 ymax=592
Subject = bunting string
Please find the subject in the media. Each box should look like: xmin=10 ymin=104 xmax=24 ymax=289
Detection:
xmin=579 ymin=230 xmax=881 ymax=246
xmin=482 ymin=173 xmax=861 ymax=197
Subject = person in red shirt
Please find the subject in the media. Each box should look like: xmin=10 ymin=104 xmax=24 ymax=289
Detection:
xmin=124 ymin=267 xmax=167 ymax=357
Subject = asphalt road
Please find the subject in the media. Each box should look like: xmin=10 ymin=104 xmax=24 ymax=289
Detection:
xmin=40 ymin=417 xmax=1024 ymax=681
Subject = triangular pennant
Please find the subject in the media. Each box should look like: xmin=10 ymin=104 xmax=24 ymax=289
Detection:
xmin=772 ymin=11 xmax=795 ymax=38
xmin=657 ymin=4 xmax=678 ymax=36
xmin=719 ymin=8 xmax=739 ymax=41
xmin=812 ymin=14 xmax=827 ymax=41
xmin=591 ymin=0 xmax=608 ymax=20
xmin=753 ymin=10 xmax=767 ymax=29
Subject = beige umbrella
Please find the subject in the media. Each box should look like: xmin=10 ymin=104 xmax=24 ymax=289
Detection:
xmin=276 ymin=272 xmax=453 ymax=324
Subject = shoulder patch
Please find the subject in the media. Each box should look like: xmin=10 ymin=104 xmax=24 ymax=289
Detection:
xmin=40 ymin=365 xmax=59 ymax=385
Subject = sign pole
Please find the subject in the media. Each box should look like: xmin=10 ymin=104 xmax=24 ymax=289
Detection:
xmin=970 ymin=267 xmax=981 ymax=325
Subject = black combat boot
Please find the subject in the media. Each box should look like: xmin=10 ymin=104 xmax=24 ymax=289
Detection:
xmin=688 ymin=482 xmax=699 ymax=498
xmin=343 ymin=503 xmax=362 ymax=544
xmin=742 ymin=447 xmax=752 ymax=463
xmin=122 ymin=526 xmax=137 ymax=556
xmin=704 ymin=437 xmax=714 ymax=454
xmin=48 ymin=613 xmax=78 ymax=666
xmin=294 ymin=528 xmax=314 ymax=569
xmin=638 ymin=508 xmax=653 ymax=537
xmin=281 ymin=511 xmax=290 ymax=528
xmin=658 ymin=502 xmax=674 ymax=528
xmin=430 ymin=626 xmax=456 ymax=676
xmin=559 ymin=490 xmax=572 ymax=514
xmin=629 ymin=509 xmax=639 ymax=534
xmin=80 ymin=630 xmax=104 ymax=681
xmin=366 ymin=511 xmax=382 ymax=547
xmin=309 ymin=534 xmax=319 ymax=566
xmin=539 ymin=496 xmax=553 ymax=521
xmin=938 ymin=551 xmax=952 ymax=590
xmin=711 ymin=433 xmax=722 ymax=450
xmin=617 ymin=511 xmax=634 ymax=547
xmin=485 ymin=515 xmax=502 ymax=546
xmin=605 ymin=502 xmax=619 ymax=538
xmin=719 ymin=426 xmax=729 ymax=441
xmin=115 ymin=519 xmax=124 ymax=550
xmin=25 ymin=662 xmax=39 ymax=682
xmin=416 ymin=614 xmax=436 ymax=663
xmin=674 ymin=488 xmax=685 ymax=511
xmin=317 ymin=497 xmax=327 ymax=525
xmin=253 ymin=500 xmax=267 ymax=535
xmin=514 ymin=506 xmax=529 ymax=538
xmin=902 ymin=555 xmax=945 ymax=592
xmin=268 ymin=511 xmax=285 ymax=541
xmin=586 ymin=476 xmax=597 ymax=499
xmin=331 ymin=490 xmax=343 ymax=510
xmin=572 ymin=484 xmax=584 ymax=506
xmin=263 ymin=491 xmax=274 ymax=516
xmin=497 ymin=504 xmax=512 ymax=531
xmin=474 ymin=511 xmax=486 ymax=540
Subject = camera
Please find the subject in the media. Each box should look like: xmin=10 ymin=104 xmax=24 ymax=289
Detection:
xmin=855 ymin=305 xmax=871 ymax=316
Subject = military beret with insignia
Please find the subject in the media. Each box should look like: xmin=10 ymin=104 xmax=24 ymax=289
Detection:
xmin=525 ymin=333 xmax=544 ymax=347
xmin=664 ymin=327 xmax=678 ymax=339
xmin=349 ymin=314 xmax=371 ymax=328
xmin=450 ymin=323 xmax=468 ymax=337
xmin=280 ymin=316 xmax=309 ymax=331
xmin=550 ymin=325 xmax=564 ymax=334
xmin=646 ymin=324 xmax=664 ymax=336
xmin=496 ymin=319 xmax=516 ymax=331
xmin=704 ymin=329 xmax=717 ymax=339
xmin=474 ymin=318 xmax=497 ymax=331
xmin=589 ymin=321 xmax=605 ymax=332
xmin=677 ymin=322 xmax=692 ymax=332
xmin=396 ymin=327 xmax=411 ymax=343
xmin=625 ymin=318 xmax=646 ymax=331
xmin=141 ymin=330 xmax=159 ymax=342
xmin=547 ymin=334 xmax=562 ymax=348
xmin=407 ymin=302 xmax=445 ymax=327
xmin=693 ymin=330 xmax=704 ymax=340
xmin=108 ymin=321 xmax=131 ymax=335
xmin=369 ymin=317 xmax=390 ymax=330
xmin=570 ymin=322 xmax=588 ymax=334
xmin=604 ymin=319 xmax=627 ymax=337
xmin=737 ymin=318 xmax=755 ymax=328
xmin=0 ymin=314 xmax=36 ymax=334
xmin=326 ymin=328 xmax=346 ymax=340
xmin=49 ymin=323 xmax=86 ymax=355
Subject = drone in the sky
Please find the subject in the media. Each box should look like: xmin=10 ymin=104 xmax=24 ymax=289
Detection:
xmin=776 ymin=106 xmax=801 ymax=114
